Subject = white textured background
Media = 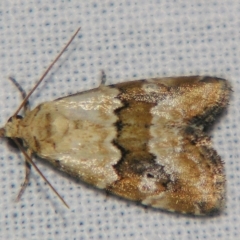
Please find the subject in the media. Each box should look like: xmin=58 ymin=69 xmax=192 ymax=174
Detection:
xmin=0 ymin=1 xmax=239 ymax=240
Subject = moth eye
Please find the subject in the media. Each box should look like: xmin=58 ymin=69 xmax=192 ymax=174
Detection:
xmin=7 ymin=137 xmax=24 ymax=150
xmin=16 ymin=115 xmax=23 ymax=119
xmin=7 ymin=115 xmax=23 ymax=122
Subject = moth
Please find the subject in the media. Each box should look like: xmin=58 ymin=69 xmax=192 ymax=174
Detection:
xmin=0 ymin=28 xmax=231 ymax=215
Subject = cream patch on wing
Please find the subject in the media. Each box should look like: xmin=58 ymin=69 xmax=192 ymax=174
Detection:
xmin=142 ymin=81 xmax=185 ymax=175
xmin=138 ymin=175 xmax=158 ymax=194
xmin=23 ymin=86 xmax=123 ymax=188
xmin=142 ymin=192 xmax=168 ymax=207
xmin=56 ymin=85 xmax=122 ymax=124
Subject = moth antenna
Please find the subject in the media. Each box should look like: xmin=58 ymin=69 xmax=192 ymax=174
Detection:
xmin=13 ymin=138 xmax=69 ymax=208
xmin=13 ymin=27 xmax=81 ymax=117
xmin=9 ymin=76 xmax=27 ymax=99
xmin=8 ymin=77 xmax=29 ymax=113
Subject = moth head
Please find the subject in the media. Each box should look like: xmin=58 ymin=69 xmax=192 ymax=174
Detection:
xmin=0 ymin=115 xmax=23 ymax=138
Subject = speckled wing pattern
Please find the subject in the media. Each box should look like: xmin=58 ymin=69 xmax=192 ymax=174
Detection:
xmin=4 ymin=76 xmax=231 ymax=215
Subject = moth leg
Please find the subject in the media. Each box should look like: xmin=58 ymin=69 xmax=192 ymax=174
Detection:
xmin=100 ymin=70 xmax=107 ymax=85
xmin=8 ymin=77 xmax=30 ymax=114
xmin=104 ymin=189 xmax=110 ymax=200
xmin=143 ymin=205 xmax=149 ymax=213
xmin=16 ymin=149 xmax=32 ymax=201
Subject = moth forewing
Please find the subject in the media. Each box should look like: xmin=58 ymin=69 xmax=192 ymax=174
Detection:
xmin=0 ymin=27 xmax=231 ymax=215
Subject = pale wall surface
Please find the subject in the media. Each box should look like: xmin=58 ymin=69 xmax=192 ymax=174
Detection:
xmin=0 ymin=1 xmax=239 ymax=240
